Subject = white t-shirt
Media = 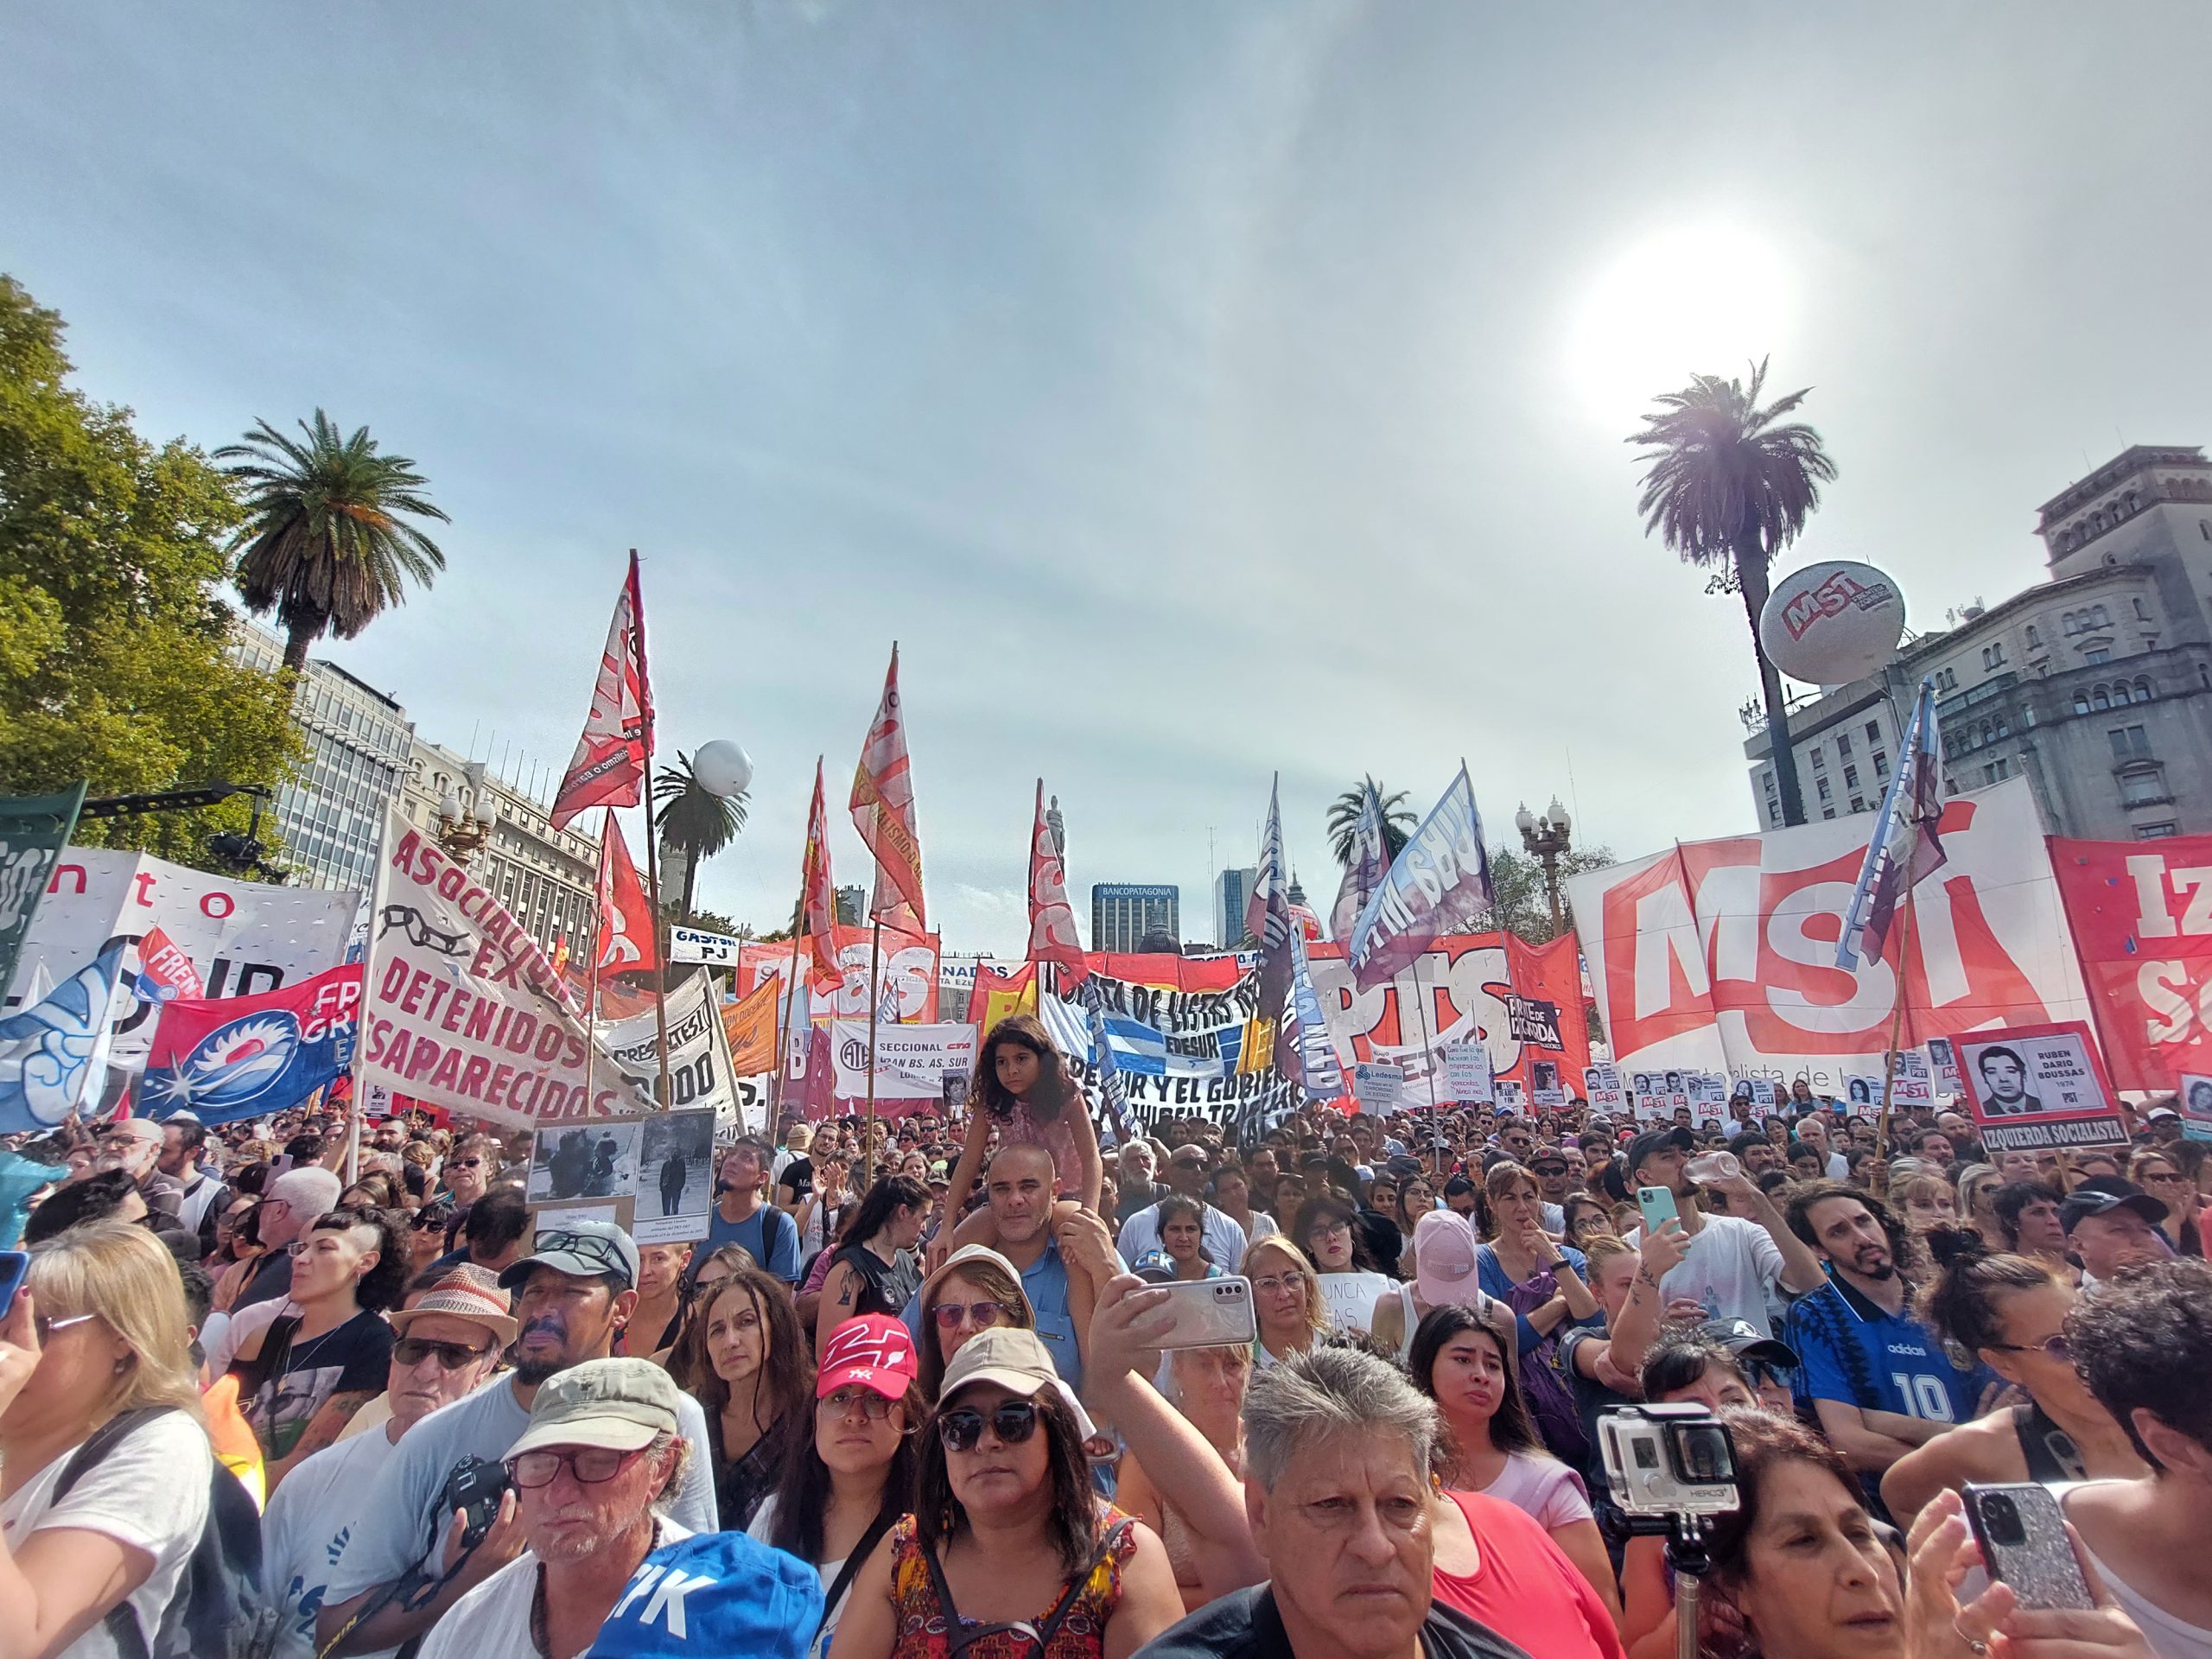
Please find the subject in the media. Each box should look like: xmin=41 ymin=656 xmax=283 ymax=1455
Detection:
xmin=417 ymin=1519 xmax=694 ymax=1659
xmin=2063 ymin=1486 xmax=2212 ymax=1659
xmin=1631 ymin=1212 xmax=1790 ymax=1338
xmin=260 ymin=1425 xmax=402 ymax=1659
xmin=0 ymin=1410 xmax=213 ymax=1659
xmin=1478 ymin=1452 xmax=1593 ymax=1534
xmin=747 ymin=1496 xmax=843 ymax=1659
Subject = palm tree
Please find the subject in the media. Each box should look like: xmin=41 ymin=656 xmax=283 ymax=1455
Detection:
xmin=217 ymin=411 xmax=448 ymax=671
xmin=653 ymin=753 xmax=748 ymax=919
xmin=1629 ymin=359 xmax=1836 ymax=828
xmin=1326 ymin=775 xmax=1416 ymax=866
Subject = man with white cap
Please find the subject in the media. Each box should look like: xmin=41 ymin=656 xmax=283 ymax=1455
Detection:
xmin=317 ymin=1219 xmax=720 ymax=1656
xmin=263 ymin=1264 xmax=516 ymax=1659
xmin=418 ymin=1358 xmax=696 ymax=1659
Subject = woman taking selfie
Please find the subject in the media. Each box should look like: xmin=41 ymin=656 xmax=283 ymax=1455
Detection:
xmin=1411 ymin=1303 xmax=1621 ymax=1629
xmin=690 ymin=1262 xmax=814 ymax=1529
xmin=0 ymin=1221 xmax=218 ymax=1659
xmin=1879 ymin=1230 xmax=2146 ymax=1526
xmin=832 ymin=1327 xmax=1182 ymax=1658
xmin=753 ymin=1316 xmax=927 ymax=1659
xmin=1241 ymin=1234 xmax=1327 ymax=1371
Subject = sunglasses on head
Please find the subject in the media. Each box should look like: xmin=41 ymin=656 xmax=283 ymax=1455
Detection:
xmin=533 ymin=1230 xmax=631 ymax=1281
xmin=937 ymin=1400 xmax=1039 ymax=1452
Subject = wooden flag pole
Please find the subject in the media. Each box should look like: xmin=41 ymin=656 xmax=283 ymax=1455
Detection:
xmin=772 ymin=909 xmax=805 ymax=1115
xmin=1407 ymin=957 xmax=1443 ymax=1121
xmin=1874 ymin=880 xmax=1920 ymax=1160
xmin=864 ymin=918 xmax=883 ymax=1179
xmin=633 ymin=552 xmax=671 ymax=1109
xmin=588 ymin=812 xmax=608 ymax=1028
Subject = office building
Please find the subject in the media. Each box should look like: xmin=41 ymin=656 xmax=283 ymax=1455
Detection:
xmin=1213 ymin=867 xmax=1255 ymax=947
xmin=230 ymin=621 xmax=413 ymax=894
xmin=1092 ymin=883 xmax=1179 ymax=953
xmin=1745 ymin=445 xmax=2212 ymax=841
xmin=397 ymin=737 xmax=602 ymax=959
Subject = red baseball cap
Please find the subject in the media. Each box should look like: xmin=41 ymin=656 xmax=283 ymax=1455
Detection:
xmin=817 ymin=1314 xmax=919 ymax=1401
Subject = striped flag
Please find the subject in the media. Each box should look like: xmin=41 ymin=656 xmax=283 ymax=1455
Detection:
xmin=1329 ymin=782 xmax=1389 ymax=943
xmin=799 ymin=759 xmax=841 ymax=989
xmin=1026 ymin=779 xmax=1087 ymax=987
xmin=1245 ymin=774 xmax=1294 ymax=1012
xmin=1837 ymin=677 xmax=1948 ymax=969
xmin=1081 ymin=976 xmax=1135 ymax=1148
xmin=850 ymin=645 xmax=926 ymax=930
xmin=1281 ymin=926 xmax=1345 ymax=1096
xmin=551 ymin=551 xmax=653 ymax=831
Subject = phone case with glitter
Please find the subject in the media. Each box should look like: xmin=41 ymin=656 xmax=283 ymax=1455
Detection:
xmin=1963 ymin=1483 xmax=2094 ymax=1611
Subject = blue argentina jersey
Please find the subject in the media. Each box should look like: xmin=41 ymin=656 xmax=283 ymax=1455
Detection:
xmin=1784 ymin=1271 xmax=1989 ymax=1425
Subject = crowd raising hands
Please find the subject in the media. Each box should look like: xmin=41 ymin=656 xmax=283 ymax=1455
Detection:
xmin=0 ymin=1017 xmax=2206 ymax=1659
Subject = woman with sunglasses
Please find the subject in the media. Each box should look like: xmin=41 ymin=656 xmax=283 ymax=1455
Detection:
xmin=754 ymin=1316 xmax=926 ymax=1659
xmin=692 ymin=1262 xmax=814 ymax=1529
xmin=1290 ymin=1191 xmax=1390 ymax=1336
xmin=832 ymin=1327 xmax=1182 ymax=1659
xmin=0 ymin=1220 xmax=215 ymax=1659
xmin=915 ymin=1244 xmax=1036 ymax=1401
xmin=1878 ymin=1228 xmax=2147 ymax=1527
xmin=2128 ymin=1147 xmax=2203 ymax=1256
xmin=1241 ymin=1234 xmax=1327 ymax=1371
xmin=1954 ymin=1162 xmax=2007 ymax=1251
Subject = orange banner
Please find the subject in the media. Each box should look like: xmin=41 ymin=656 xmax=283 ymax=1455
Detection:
xmin=720 ymin=975 xmax=780 ymax=1075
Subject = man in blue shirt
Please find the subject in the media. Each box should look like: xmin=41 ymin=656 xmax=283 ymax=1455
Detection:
xmin=698 ymin=1137 xmax=799 ymax=1284
xmin=1783 ymin=1181 xmax=1990 ymax=1494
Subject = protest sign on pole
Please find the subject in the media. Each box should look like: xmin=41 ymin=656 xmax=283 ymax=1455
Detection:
xmin=1446 ymin=1042 xmax=1495 ymax=1104
xmin=1351 ymin=1060 xmax=1404 ymax=1110
xmin=1951 ymin=1020 xmax=2126 ymax=1152
xmin=2179 ymin=1075 xmax=2212 ymax=1144
xmin=360 ymin=806 xmax=646 ymax=1128
xmin=670 ymin=926 xmax=741 ymax=966
xmin=0 ymin=785 xmax=86 ymax=1000
xmin=829 ymin=1021 xmax=976 ymax=1104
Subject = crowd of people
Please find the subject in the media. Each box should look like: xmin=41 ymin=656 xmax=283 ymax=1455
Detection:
xmin=0 ymin=1008 xmax=2208 ymax=1659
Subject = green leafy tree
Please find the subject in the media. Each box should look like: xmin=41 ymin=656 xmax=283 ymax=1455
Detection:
xmin=652 ymin=753 xmax=748 ymax=920
xmin=0 ymin=276 xmax=300 ymax=869
xmin=1325 ymin=775 xmax=1416 ymax=866
xmin=1483 ymin=843 xmax=1616 ymax=945
xmin=1630 ymin=359 xmax=1837 ymax=828
xmin=218 ymin=410 xmax=448 ymax=671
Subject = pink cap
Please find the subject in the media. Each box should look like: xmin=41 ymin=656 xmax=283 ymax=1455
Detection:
xmin=1413 ymin=1210 xmax=1482 ymax=1310
xmin=817 ymin=1314 xmax=919 ymax=1401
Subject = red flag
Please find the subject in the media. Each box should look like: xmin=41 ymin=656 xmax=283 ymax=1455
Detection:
xmin=550 ymin=551 xmax=654 ymax=831
xmin=134 ymin=926 xmax=204 ymax=1002
xmin=849 ymin=645 xmax=926 ymax=929
xmin=1026 ymin=779 xmax=1086 ymax=987
xmin=801 ymin=759 xmax=842 ymax=989
xmin=595 ymin=810 xmax=659 ymax=975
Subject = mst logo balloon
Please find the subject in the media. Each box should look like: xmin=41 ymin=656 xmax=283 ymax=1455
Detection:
xmin=1758 ymin=559 xmax=1907 ymax=685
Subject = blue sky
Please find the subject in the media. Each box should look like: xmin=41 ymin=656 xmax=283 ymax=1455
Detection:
xmin=10 ymin=3 xmax=2212 ymax=954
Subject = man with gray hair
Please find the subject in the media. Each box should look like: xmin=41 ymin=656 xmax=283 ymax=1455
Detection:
xmin=1138 ymin=1344 xmax=1522 ymax=1659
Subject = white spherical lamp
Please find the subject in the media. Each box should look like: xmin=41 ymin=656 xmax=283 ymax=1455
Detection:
xmin=691 ymin=740 xmax=753 ymax=799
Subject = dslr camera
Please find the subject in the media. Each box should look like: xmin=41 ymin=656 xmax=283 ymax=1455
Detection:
xmin=1598 ymin=1403 xmax=1740 ymax=1520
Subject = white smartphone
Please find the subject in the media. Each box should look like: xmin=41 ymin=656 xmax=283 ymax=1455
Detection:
xmin=1152 ymin=1275 xmax=1257 ymax=1350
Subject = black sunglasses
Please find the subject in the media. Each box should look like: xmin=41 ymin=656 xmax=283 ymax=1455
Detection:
xmin=394 ymin=1336 xmax=491 ymax=1370
xmin=937 ymin=1401 xmax=1039 ymax=1452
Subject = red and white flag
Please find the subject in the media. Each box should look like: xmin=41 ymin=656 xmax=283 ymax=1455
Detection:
xmin=801 ymin=759 xmax=842 ymax=990
xmin=595 ymin=811 xmax=659 ymax=976
xmin=134 ymin=926 xmax=204 ymax=1002
xmin=1026 ymin=780 xmax=1086 ymax=988
xmin=550 ymin=552 xmax=654 ymax=832
xmin=849 ymin=645 xmax=926 ymax=930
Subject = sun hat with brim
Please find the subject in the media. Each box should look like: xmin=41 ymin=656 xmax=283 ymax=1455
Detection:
xmin=506 ymin=1357 xmax=681 ymax=1461
xmin=2059 ymin=1176 xmax=2168 ymax=1235
xmin=918 ymin=1243 xmax=1035 ymax=1318
xmin=1413 ymin=1210 xmax=1482 ymax=1308
xmin=937 ymin=1325 xmax=1096 ymax=1441
xmin=817 ymin=1314 xmax=919 ymax=1402
xmin=498 ymin=1217 xmax=639 ymax=1292
xmin=389 ymin=1262 xmax=518 ymax=1346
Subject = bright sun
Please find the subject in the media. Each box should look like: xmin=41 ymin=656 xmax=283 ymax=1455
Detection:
xmin=1566 ymin=222 xmax=1794 ymax=426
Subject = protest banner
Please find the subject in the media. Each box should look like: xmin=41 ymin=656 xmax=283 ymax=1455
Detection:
xmin=1448 ymin=1042 xmax=1496 ymax=1104
xmin=2179 ymin=1075 xmax=2212 ymax=1143
xmin=10 ymin=848 xmax=358 ymax=1073
xmin=1567 ymin=778 xmax=2091 ymax=1089
xmin=140 ymin=963 xmax=363 ymax=1125
xmin=0 ymin=785 xmax=86 ymax=1000
xmin=736 ymin=925 xmax=940 ymax=1022
xmin=0 ymin=943 xmax=127 ymax=1129
xmin=720 ymin=976 xmax=779 ymax=1075
xmin=1582 ymin=1061 xmax=1624 ymax=1113
xmin=360 ymin=810 xmax=646 ymax=1128
xmin=2049 ymin=831 xmax=2212 ymax=1090
xmin=1495 ymin=1079 xmax=1525 ymax=1108
xmin=1529 ymin=1059 xmax=1565 ymax=1106
xmin=827 ymin=1020 xmax=976 ymax=1109
xmin=1346 ymin=765 xmax=1493 ymax=992
xmin=1351 ymin=1060 xmax=1404 ymax=1109
xmin=635 ymin=1109 xmax=716 ymax=1243
xmin=1507 ymin=997 xmax=1563 ymax=1050
xmin=597 ymin=971 xmax=741 ymax=1118
xmin=1926 ymin=1036 xmax=1963 ymax=1096
xmin=529 ymin=1118 xmax=641 ymax=1203
xmin=670 ymin=925 xmax=741 ymax=966
xmin=1951 ymin=1020 xmax=2126 ymax=1152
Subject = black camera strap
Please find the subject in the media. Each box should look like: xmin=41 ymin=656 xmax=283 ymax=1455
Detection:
xmin=311 ymin=1479 xmax=499 ymax=1659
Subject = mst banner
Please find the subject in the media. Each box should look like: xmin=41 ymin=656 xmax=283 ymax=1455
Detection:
xmin=9 ymin=848 xmax=359 ymax=1074
xmin=2050 ymin=832 xmax=2212 ymax=1090
xmin=1567 ymin=778 xmax=2091 ymax=1090
xmin=361 ymin=810 xmax=647 ymax=1128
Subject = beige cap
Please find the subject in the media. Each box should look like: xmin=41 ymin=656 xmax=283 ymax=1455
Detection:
xmin=505 ymin=1357 xmax=681 ymax=1459
xmin=938 ymin=1326 xmax=1097 ymax=1441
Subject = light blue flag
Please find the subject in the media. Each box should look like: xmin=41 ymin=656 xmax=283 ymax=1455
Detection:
xmin=0 ymin=943 xmax=125 ymax=1130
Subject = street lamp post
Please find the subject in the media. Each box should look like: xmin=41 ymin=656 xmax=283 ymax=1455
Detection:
xmin=1514 ymin=797 xmax=1573 ymax=939
xmin=434 ymin=764 xmax=494 ymax=866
